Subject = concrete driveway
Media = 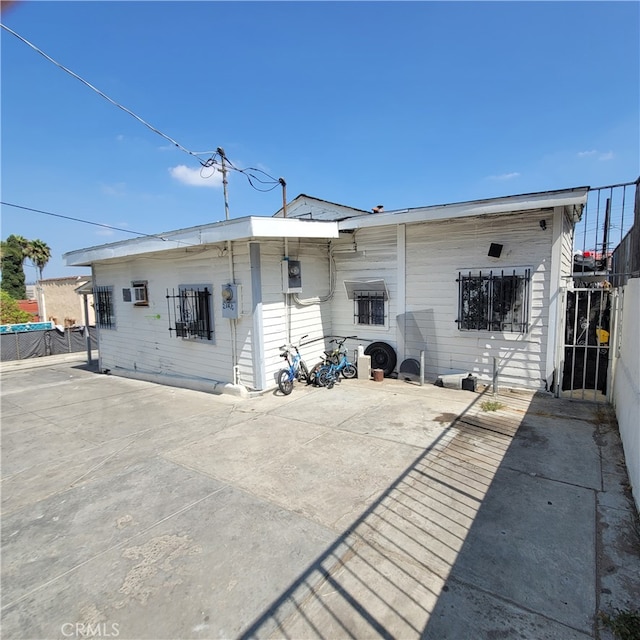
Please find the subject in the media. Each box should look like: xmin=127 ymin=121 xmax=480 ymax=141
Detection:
xmin=1 ymin=356 xmax=638 ymax=640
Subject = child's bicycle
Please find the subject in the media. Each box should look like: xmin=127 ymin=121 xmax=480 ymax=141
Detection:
xmin=316 ymin=336 xmax=358 ymax=389
xmin=277 ymin=335 xmax=311 ymax=395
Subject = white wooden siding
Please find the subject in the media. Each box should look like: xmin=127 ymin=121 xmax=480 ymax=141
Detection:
xmin=561 ymin=208 xmax=575 ymax=279
xmin=331 ymin=227 xmax=398 ymax=352
xmin=93 ymin=206 xmax=567 ymax=394
xmin=94 ymin=242 xmax=254 ymax=390
xmin=403 ymin=210 xmax=554 ymax=390
xmin=259 ymin=239 xmax=334 ymax=387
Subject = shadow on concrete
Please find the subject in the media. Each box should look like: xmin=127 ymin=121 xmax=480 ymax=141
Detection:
xmin=70 ymin=360 xmax=101 ymax=374
xmin=239 ymin=391 xmax=636 ymax=639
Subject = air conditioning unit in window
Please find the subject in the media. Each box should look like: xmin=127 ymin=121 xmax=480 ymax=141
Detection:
xmin=122 ymin=285 xmax=148 ymax=305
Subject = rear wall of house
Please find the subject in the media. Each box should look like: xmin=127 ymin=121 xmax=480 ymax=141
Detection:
xmin=404 ymin=210 xmax=554 ymax=389
xmin=330 ymin=227 xmax=398 ymax=357
xmin=259 ymin=239 xmax=334 ymax=387
xmin=93 ymin=238 xmax=335 ymax=392
xmin=331 ymin=209 xmax=556 ymax=390
xmin=93 ymin=243 xmax=255 ymax=390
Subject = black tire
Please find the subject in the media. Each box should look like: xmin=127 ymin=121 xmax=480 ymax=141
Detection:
xmin=342 ymin=363 xmax=357 ymax=379
xmin=277 ymin=369 xmax=293 ymax=395
xmin=298 ymin=361 xmax=310 ymax=383
xmin=317 ymin=365 xmax=333 ymax=388
xmin=364 ymin=342 xmax=397 ymax=377
xmin=307 ymin=363 xmax=322 ymax=385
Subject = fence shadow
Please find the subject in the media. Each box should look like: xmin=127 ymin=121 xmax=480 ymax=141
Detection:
xmin=238 ymin=389 xmax=556 ymax=639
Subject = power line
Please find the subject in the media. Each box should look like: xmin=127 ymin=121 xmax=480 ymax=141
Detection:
xmin=0 ymin=23 xmax=215 ymax=160
xmin=1 ymin=22 xmax=284 ymax=193
xmin=0 ymin=201 xmax=169 ymax=240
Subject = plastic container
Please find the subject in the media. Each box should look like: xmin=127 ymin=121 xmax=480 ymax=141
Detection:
xmin=436 ymin=370 xmax=470 ymax=389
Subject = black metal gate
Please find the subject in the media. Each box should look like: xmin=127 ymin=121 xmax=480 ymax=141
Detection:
xmin=560 ymin=288 xmax=612 ymax=400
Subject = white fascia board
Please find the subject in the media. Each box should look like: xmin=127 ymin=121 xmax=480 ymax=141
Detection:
xmin=338 ymin=188 xmax=589 ymax=231
xmin=238 ymin=216 xmax=339 ymax=239
xmin=64 ymin=216 xmax=338 ymax=267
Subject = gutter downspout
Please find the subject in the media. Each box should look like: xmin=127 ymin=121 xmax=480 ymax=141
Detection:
xmin=284 ymin=237 xmax=291 ymax=345
xmin=227 ymin=240 xmax=239 ymax=385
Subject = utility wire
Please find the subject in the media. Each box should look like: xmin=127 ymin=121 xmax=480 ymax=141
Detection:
xmin=1 ymin=22 xmax=284 ymax=192
xmin=0 ymin=22 xmax=214 ymax=158
xmin=0 ymin=23 xmax=213 ymax=160
xmin=1 ymin=201 xmax=168 ymax=240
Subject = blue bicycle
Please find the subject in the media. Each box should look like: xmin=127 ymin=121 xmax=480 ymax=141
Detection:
xmin=316 ymin=336 xmax=358 ymax=388
xmin=277 ymin=335 xmax=311 ymax=395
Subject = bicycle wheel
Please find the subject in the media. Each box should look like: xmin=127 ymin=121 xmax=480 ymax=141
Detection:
xmin=317 ymin=365 xmax=333 ymax=388
xmin=307 ymin=363 xmax=322 ymax=386
xmin=277 ymin=369 xmax=294 ymax=395
xmin=342 ymin=363 xmax=357 ymax=379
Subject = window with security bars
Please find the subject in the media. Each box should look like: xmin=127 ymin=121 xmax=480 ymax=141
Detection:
xmin=457 ymin=269 xmax=531 ymax=333
xmin=166 ymin=285 xmax=214 ymax=341
xmin=93 ymin=286 xmax=115 ymax=329
xmin=355 ymin=291 xmax=386 ymax=326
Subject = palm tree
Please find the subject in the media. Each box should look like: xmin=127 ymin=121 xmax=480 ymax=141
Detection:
xmin=25 ymin=239 xmax=51 ymax=281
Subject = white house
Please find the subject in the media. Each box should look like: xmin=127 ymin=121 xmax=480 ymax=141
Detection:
xmin=63 ymin=186 xmax=588 ymax=395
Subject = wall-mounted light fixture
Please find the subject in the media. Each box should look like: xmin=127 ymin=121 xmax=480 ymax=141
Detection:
xmin=488 ymin=243 xmax=503 ymax=258
xmin=540 ymin=220 xmax=547 ymax=231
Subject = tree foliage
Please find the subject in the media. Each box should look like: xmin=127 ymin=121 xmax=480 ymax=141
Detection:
xmin=0 ymin=235 xmax=27 ymax=299
xmin=25 ymin=238 xmax=52 ymax=280
xmin=0 ymin=235 xmax=52 ymax=299
xmin=0 ymin=290 xmax=32 ymax=324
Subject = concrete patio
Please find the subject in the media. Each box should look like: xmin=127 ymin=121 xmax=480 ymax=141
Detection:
xmin=1 ymin=355 xmax=638 ymax=639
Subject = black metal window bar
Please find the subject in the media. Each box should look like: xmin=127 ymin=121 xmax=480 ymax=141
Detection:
xmin=93 ymin=285 xmax=115 ymax=329
xmin=457 ymin=269 xmax=531 ymax=333
xmin=166 ymin=286 xmax=213 ymax=340
xmin=355 ymin=291 xmax=386 ymax=325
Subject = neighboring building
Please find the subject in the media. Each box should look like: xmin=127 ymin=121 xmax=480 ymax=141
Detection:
xmin=16 ymin=299 xmax=39 ymax=319
xmin=36 ymin=276 xmax=95 ymax=327
xmin=25 ymin=284 xmax=37 ymax=300
xmin=63 ymin=187 xmax=588 ymax=395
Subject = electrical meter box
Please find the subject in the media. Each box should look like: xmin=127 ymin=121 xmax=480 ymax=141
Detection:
xmin=221 ymin=283 xmax=241 ymax=319
xmin=282 ymin=259 xmax=302 ymax=293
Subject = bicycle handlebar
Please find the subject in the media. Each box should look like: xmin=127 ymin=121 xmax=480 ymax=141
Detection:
xmin=279 ymin=334 xmax=309 ymax=353
xmin=329 ymin=335 xmax=358 ymax=345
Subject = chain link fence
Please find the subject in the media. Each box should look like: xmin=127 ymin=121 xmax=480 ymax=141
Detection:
xmin=0 ymin=327 xmax=97 ymax=362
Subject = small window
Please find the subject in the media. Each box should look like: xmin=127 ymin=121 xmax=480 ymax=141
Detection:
xmin=355 ymin=291 xmax=386 ymax=326
xmin=166 ymin=285 xmax=214 ymax=341
xmin=94 ymin=285 xmax=115 ymax=329
xmin=123 ymin=281 xmax=148 ymax=306
xmin=457 ymin=268 xmax=531 ymax=333
xmin=132 ymin=281 xmax=149 ymax=306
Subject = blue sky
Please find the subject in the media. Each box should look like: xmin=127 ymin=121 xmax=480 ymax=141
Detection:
xmin=1 ymin=1 xmax=638 ymax=279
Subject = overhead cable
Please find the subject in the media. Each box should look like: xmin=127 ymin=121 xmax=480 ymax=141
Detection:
xmin=0 ymin=22 xmax=214 ymax=158
xmin=1 ymin=201 xmax=173 ymax=242
xmin=1 ymin=22 xmax=284 ymax=193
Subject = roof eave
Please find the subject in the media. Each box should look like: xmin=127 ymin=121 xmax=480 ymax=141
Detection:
xmin=63 ymin=216 xmax=339 ymax=267
xmin=338 ymin=187 xmax=590 ymax=230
